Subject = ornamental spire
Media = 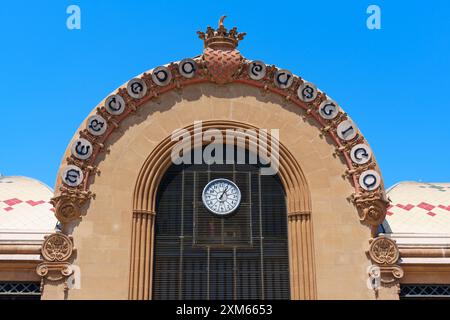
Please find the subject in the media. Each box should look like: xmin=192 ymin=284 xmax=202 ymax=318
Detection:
xmin=197 ymin=16 xmax=246 ymax=50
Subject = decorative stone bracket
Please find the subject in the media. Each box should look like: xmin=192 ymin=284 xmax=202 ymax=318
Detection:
xmin=36 ymin=233 xmax=76 ymax=289
xmin=367 ymin=236 xmax=404 ymax=287
xmin=351 ymin=189 xmax=390 ymax=228
xmin=51 ymin=187 xmax=93 ymax=223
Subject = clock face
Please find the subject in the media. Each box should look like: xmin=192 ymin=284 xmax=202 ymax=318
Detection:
xmin=202 ymin=178 xmax=241 ymax=216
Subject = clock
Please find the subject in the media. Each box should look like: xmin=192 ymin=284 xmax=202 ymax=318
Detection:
xmin=202 ymin=178 xmax=241 ymax=216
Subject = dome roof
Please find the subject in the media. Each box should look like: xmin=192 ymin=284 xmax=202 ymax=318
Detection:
xmin=383 ymin=182 xmax=450 ymax=234
xmin=0 ymin=176 xmax=57 ymax=235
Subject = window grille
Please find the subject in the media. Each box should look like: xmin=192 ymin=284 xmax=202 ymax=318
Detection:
xmin=400 ymin=285 xmax=450 ymax=299
xmin=152 ymin=147 xmax=290 ymax=300
xmin=0 ymin=282 xmax=41 ymax=300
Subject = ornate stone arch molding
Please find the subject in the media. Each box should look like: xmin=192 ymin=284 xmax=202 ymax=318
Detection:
xmin=52 ymin=19 xmax=387 ymax=228
xmin=48 ymin=17 xmax=392 ymax=296
xmin=129 ymin=120 xmax=315 ymax=299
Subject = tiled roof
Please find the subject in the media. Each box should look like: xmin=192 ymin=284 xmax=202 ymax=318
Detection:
xmin=383 ymin=182 xmax=450 ymax=234
xmin=0 ymin=176 xmax=57 ymax=232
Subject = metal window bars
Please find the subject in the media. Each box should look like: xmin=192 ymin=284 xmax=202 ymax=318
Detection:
xmin=0 ymin=282 xmax=41 ymax=296
xmin=400 ymin=285 xmax=450 ymax=299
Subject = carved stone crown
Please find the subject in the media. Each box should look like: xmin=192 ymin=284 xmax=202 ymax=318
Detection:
xmin=197 ymin=16 xmax=246 ymax=50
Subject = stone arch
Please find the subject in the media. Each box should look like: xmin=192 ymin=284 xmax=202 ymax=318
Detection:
xmin=129 ymin=120 xmax=315 ymax=299
xmin=133 ymin=120 xmax=310 ymax=215
xmin=52 ymin=61 xmax=387 ymax=229
xmin=44 ymin=18 xmax=391 ymax=299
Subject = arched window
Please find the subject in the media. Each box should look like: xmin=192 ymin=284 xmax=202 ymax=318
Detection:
xmin=152 ymin=146 xmax=290 ymax=300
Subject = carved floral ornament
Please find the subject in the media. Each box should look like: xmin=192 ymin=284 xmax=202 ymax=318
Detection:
xmin=369 ymin=237 xmax=399 ymax=265
xmin=36 ymin=233 xmax=75 ymax=284
xmin=368 ymin=236 xmax=404 ymax=285
xmin=54 ymin=16 xmax=388 ymax=227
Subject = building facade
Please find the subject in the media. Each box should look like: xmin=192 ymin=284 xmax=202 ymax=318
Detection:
xmin=1 ymin=18 xmax=449 ymax=300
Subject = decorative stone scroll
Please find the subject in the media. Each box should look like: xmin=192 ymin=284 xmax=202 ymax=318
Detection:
xmin=36 ymin=233 xmax=76 ymax=287
xmin=367 ymin=236 xmax=404 ymax=286
xmin=354 ymin=193 xmax=388 ymax=227
xmin=53 ymin=16 xmax=387 ymax=231
xmin=51 ymin=186 xmax=92 ymax=223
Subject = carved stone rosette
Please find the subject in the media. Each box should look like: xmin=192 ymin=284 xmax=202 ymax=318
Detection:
xmin=368 ymin=236 xmax=404 ymax=285
xmin=36 ymin=233 xmax=75 ymax=286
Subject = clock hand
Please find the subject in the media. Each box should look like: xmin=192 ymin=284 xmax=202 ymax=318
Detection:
xmin=219 ymin=186 xmax=229 ymax=200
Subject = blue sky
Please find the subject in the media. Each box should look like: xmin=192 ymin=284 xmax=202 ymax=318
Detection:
xmin=0 ymin=1 xmax=449 ymax=189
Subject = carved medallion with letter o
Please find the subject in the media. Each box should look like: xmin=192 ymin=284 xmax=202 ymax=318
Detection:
xmin=152 ymin=66 xmax=172 ymax=86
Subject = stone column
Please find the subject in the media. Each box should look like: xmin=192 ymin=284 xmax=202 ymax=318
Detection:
xmin=129 ymin=211 xmax=155 ymax=300
xmin=288 ymin=212 xmax=317 ymax=300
